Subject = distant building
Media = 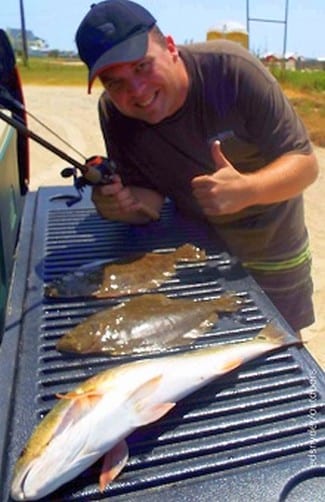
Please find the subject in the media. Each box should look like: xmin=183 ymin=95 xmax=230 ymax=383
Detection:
xmin=207 ymin=21 xmax=249 ymax=49
xmin=6 ymin=28 xmax=49 ymax=55
xmin=260 ymin=52 xmax=299 ymax=70
xmin=296 ymin=57 xmax=325 ymax=71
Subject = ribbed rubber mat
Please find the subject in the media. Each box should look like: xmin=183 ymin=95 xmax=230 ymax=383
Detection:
xmin=1 ymin=190 xmax=324 ymax=502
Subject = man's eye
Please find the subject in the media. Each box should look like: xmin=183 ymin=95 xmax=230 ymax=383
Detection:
xmin=136 ymin=60 xmax=151 ymax=73
xmin=106 ymin=81 xmax=122 ymax=91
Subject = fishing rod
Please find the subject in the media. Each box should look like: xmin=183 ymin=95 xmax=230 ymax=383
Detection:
xmin=0 ymin=107 xmax=115 ymax=184
xmin=0 ymin=87 xmax=116 ymax=205
xmin=0 ymin=86 xmax=158 ymax=218
xmin=0 ymin=27 xmax=117 ymax=206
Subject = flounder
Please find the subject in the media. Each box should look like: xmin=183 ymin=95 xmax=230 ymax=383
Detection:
xmin=45 ymin=243 xmax=206 ymax=299
xmin=56 ymin=292 xmax=242 ymax=355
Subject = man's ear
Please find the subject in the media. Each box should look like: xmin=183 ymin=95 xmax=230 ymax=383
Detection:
xmin=165 ymin=35 xmax=178 ymax=57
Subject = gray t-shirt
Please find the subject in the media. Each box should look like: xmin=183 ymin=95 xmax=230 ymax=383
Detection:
xmin=98 ymin=40 xmax=312 ymax=264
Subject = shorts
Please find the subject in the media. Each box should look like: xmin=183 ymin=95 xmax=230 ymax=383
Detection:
xmin=247 ymin=260 xmax=315 ymax=332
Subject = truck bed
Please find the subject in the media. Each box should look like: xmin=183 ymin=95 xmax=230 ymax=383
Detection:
xmin=1 ymin=186 xmax=325 ymax=501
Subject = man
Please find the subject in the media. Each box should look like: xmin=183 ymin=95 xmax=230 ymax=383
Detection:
xmin=76 ymin=0 xmax=319 ymax=332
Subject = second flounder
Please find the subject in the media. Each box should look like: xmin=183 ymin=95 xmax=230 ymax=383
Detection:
xmin=56 ymin=293 xmax=242 ymax=355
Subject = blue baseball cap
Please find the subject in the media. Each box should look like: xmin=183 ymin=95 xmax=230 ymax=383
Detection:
xmin=76 ymin=0 xmax=156 ymax=92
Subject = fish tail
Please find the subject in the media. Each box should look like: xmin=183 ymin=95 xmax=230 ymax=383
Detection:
xmin=212 ymin=293 xmax=243 ymax=312
xmin=175 ymin=243 xmax=206 ymax=262
xmin=254 ymin=322 xmax=300 ymax=348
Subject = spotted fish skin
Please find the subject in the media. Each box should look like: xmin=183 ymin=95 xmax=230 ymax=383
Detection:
xmin=56 ymin=293 xmax=242 ymax=355
xmin=44 ymin=244 xmax=206 ymax=299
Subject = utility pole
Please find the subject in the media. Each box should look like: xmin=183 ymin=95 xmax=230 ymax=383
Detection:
xmin=19 ymin=0 xmax=29 ymax=66
xmin=246 ymin=0 xmax=289 ymax=65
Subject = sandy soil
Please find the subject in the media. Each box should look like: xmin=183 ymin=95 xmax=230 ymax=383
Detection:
xmin=301 ymin=148 xmax=325 ymax=369
xmin=23 ymin=85 xmax=325 ymax=370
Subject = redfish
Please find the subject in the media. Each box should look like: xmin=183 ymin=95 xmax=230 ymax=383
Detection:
xmin=44 ymin=243 xmax=206 ymax=298
xmin=56 ymin=293 xmax=242 ymax=355
xmin=11 ymin=323 xmax=297 ymax=500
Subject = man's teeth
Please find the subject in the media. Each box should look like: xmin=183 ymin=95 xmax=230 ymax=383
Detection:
xmin=138 ymin=95 xmax=155 ymax=107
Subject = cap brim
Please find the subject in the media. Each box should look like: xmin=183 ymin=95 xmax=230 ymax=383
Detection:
xmin=88 ymin=30 xmax=149 ymax=93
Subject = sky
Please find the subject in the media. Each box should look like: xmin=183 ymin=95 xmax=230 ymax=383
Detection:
xmin=2 ymin=0 xmax=325 ymax=58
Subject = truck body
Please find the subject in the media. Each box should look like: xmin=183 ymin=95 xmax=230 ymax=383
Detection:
xmin=0 ymin=113 xmax=26 ymax=336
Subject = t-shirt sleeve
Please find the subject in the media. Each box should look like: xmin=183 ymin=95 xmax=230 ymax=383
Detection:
xmin=235 ymin=54 xmax=312 ymax=161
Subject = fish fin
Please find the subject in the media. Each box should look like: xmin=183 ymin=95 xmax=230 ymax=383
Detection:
xmin=129 ymin=374 xmax=163 ymax=400
xmin=175 ymin=243 xmax=206 ymax=262
xmin=56 ymin=390 xmax=103 ymax=409
xmin=213 ymin=293 xmax=243 ymax=312
xmin=134 ymin=402 xmax=176 ymax=426
xmin=53 ymin=390 xmax=104 ymax=435
xmin=99 ymin=439 xmax=129 ymax=491
xmin=220 ymin=357 xmax=243 ymax=373
xmin=56 ymin=391 xmax=80 ymax=400
xmin=255 ymin=322 xmax=299 ymax=347
xmin=129 ymin=375 xmax=176 ymax=426
xmin=56 ymin=389 xmax=102 ymax=400
xmin=183 ymin=328 xmax=202 ymax=339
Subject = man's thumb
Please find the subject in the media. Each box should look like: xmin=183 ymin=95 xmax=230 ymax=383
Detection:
xmin=210 ymin=140 xmax=229 ymax=169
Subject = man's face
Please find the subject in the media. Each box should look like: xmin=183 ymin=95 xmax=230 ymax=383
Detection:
xmin=99 ymin=34 xmax=189 ymax=124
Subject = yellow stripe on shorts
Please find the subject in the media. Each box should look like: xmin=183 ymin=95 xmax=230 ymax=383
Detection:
xmin=243 ymin=245 xmax=311 ymax=272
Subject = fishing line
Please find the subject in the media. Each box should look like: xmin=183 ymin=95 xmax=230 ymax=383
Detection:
xmin=25 ymin=108 xmax=87 ymax=161
xmin=0 ymin=85 xmax=87 ymax=160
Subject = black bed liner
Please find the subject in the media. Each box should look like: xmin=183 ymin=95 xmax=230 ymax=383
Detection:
xmin=0 ymin=186 xmax=324 ymax=501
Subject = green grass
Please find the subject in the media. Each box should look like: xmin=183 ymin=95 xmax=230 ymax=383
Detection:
xmin=17 ymin=57 xmax=88 ymax=86
xmin=271 ymin=68 xmax=325 ymax=92
xmin=18 ymin=57 xmax=325 ymax=92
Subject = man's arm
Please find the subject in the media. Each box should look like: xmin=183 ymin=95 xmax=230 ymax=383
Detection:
xmin=92 ymin=174 xmax=164 ymax=223
xmin=192 ymin=141 xmax=319 ymax=216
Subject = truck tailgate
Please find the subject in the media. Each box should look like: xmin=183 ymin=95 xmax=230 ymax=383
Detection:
xmin=1 ymin=186 xmax=325 ymax=501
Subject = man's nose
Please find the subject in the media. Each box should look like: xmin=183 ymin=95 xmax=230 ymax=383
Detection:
xmin=127 ymin=76 xmax=146 ymax=96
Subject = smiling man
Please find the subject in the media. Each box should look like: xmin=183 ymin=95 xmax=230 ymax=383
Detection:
xmin=75 ymin=0 xmax=319 ymax=333
xmin=98 ymin=29 xmax=189 ymax=124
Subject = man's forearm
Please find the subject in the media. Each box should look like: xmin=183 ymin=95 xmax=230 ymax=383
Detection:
xmin=192 ymin=143 xmax=319 ymax=217
xmin=247 ymin=152 xmax=319 ymax=206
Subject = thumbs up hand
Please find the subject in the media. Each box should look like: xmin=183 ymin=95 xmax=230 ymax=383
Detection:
xmin=191 ymin=141 xmax=254 ymax=216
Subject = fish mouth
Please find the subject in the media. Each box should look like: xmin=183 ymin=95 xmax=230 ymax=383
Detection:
xmin=11 ymin=448 xmax=95 ymax=500
xmin=11 ymin=463 xmax=37 ymax=500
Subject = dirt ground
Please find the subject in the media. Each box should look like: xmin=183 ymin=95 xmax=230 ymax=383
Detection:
xmin=23 ymin=85 xmax=325 ymax=370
